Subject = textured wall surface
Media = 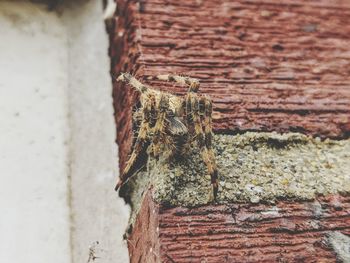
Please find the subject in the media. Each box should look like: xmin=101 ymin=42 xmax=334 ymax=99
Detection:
xmin=111 ymin=0 xmax=350 ymax=173
xmin=129 ymin=192 xmax=350 ymax=263
xmin=109 ymin=0 xmax=350 ymax=262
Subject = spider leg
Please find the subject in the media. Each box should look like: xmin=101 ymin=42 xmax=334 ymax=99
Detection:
xmin=117 ymin=72 xmax=154 ymax=94
xmin=156 ymin=74 xmax=200 ymax=92
xmin=150 ymin=94 xmax=169 ymax=158
xmin=200 ymin=96 xmax=218 ymax=198
xmin=189 ymin=93 xmax=219 ymax=199
xmin=115 ymin=95 xmax=155 ymax=190
xmin=184 ymin=92 xmax=194 ymax=132
xmin=115 ymin=120 xmax=149 ymax=190
xmin=200 ymin=95 xmax=213 ymax=149
xmin=167 ymin=91 xmax=194 ymax=159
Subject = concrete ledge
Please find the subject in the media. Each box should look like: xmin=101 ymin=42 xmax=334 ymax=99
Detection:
xmin=119 ymin=132 xmax=350 ymax=262
xmin=121 ymin=132 xmax=350 ymax=226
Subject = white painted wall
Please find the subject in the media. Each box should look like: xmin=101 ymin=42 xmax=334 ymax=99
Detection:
xmin=0 ymin=1 xmax=129 ymax=262
xmin=0 ymin=2 xmax=71 ymax=263
xmin=62 ymin=1 xmax=130 ymax=263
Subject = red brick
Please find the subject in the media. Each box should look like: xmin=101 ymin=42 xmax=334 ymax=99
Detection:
xmin=128 ymin=191 xmax=350 ymax=263
xmin=110 ymin=0 xmax=350 ymax=171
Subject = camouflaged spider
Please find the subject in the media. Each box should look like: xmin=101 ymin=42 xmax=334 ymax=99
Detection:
xmin=115 ymin=73 xmax=219 ymax=199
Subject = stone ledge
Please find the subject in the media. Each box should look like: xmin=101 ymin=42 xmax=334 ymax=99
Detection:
xmin=121 ymin=132 xmax=350 ymax=227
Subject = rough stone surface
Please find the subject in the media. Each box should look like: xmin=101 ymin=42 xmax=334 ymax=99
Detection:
xmin=121 ymin=132 xmax=350 ymax=226
xmin=128 ymin=192 xmax=350 ymax=263
xmin=111 ymin=0 xmax=350 ymax=174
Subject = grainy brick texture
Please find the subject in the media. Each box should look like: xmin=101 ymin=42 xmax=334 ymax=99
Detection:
xmin=110 ymin=0 xmax=350 ymax=171
xmin=109 ymin=0 xmax=350 ymax=262
xmin=129 ymin=192 xmax=350 ymax=263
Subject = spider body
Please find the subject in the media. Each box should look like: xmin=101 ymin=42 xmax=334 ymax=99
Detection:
xmin=115 ymin=73 xmax=218 ymax=199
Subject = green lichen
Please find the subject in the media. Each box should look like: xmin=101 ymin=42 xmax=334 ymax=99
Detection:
xmin=121 ymin=132 xmax=350 ymax=225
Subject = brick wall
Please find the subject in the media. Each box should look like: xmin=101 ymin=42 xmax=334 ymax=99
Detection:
xmin=110 ymin=1 xmax=350 ymax=262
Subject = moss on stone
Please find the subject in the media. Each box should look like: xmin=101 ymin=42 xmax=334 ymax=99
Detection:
xmin=121 ymin=132 xmax=350 ymax=225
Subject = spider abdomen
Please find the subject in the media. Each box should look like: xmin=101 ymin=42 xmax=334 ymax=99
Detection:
xmin=167 ymin=115 xmax=188 ymax=157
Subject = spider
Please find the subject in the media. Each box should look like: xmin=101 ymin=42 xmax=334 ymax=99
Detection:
xmin=115 ymin=73 xmax=219 ymax=199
